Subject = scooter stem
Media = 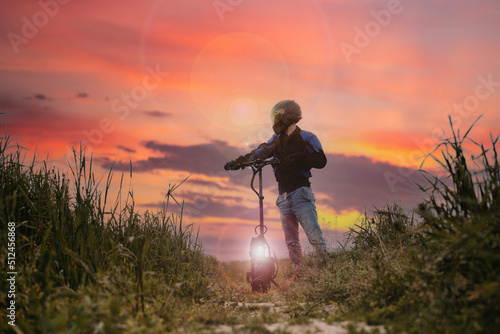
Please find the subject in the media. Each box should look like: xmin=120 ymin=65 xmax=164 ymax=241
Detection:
xmin=258 ymin=168 xmax=264 ymax=237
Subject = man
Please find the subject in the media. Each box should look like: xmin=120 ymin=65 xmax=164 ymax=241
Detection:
xmin=224 ymin=100 xmax=328 ymax=273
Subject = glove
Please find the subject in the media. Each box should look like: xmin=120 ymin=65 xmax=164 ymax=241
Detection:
xmin=280 ymin=152 xmax=306 ymax=168
xmin=224 ymin=160 xmax=242 ymax=171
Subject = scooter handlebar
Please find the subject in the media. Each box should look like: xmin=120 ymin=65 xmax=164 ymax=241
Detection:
xmin=225 ymin=158 xmax=279 ymax=171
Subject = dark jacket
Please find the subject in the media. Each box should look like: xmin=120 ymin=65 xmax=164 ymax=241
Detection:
xmin=240 ymin=127 xmax=327 ymax=194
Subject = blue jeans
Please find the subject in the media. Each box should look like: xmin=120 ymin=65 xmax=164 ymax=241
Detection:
xmin=276 ymin=187 xmax=327 ymax=266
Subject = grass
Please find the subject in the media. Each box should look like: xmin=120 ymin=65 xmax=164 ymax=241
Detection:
xmin=0 ymin=137 xmax=218 ymax=333
xmin=322 ymin=117 xmax=500 ymax=333
xmin=1 ymin=116 xmax=499 ymax=333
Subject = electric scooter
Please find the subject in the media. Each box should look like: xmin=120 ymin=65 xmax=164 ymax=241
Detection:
xmin=226 ymin=158 xmax=279 ymax=293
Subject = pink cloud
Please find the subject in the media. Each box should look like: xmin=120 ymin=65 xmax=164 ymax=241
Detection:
xmin=1 ymin=0 xmax=499 ymax=261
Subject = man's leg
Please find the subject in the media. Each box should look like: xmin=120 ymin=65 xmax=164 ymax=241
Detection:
xmin=276 ymin=193 xmax=302 ymax=269
xmin=292 ymin=187 xmax=327 ymax=255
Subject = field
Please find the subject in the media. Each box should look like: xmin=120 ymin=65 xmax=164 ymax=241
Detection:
xmin=1 ymin=120 xmax=499 ymax=333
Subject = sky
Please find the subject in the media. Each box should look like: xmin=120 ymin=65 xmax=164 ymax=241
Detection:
xmin=1 ymin=0 xmax=500 ymax=261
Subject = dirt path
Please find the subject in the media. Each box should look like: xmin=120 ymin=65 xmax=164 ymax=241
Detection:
xmin=206 ymin=259 xmax=386 ymax=333
xmin=215 ymin=320 xmax=355 ymax=333
xmin=209 ymin=302 xmax=385 ymax=334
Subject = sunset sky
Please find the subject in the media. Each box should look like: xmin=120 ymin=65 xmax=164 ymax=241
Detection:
xmin=2 ymin=0 xmax=500 ymax=261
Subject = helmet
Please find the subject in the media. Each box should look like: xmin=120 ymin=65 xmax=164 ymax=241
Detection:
xmin=270 ymin=100 xmax=302 ymax=135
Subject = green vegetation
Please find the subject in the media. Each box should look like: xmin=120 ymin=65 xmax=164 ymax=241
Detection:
xmin=302 ymin=118 xmax=500 ymax=333
xmin=0 ymin=137 xmax=218 ymax=333
xmin=1 ymin=118 xmax=498 ymax=333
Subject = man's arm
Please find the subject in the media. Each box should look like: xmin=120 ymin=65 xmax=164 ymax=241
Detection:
xmin=239 ymin=138 xmax=275 ymax=162
xmin=225 ymin=135 xmax=277 ymax=170
xmin=303 ymin=133 xmax=327 ymax=169
xmin=304 ymin=148 xmax=327 ymax=169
